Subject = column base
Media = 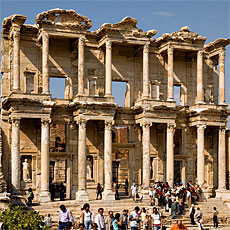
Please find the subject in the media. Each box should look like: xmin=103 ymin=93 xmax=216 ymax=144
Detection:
xmin=195 ymin=100 xmax=205 ymax=105
xmin=141 ymin=189 xmax=149 ymax=200
xmin=0 ymin=193 xmax=10 ymax=209
xmin=10 ymin=194 xmax=26 ymax=206
xmin=167 ymin=98 xmax=174 ymax=102
xmin=200 ymin=188 xmax=212 ymax=201
xmin=39 ymin=191 xmax=51 ymax=203
xmin=76 ymin=190 xmax=89 ymax=201
xmin=102 ymin=190 xmax=115 ymax=200
xmin=215 ymin=188 xmax=230 ymax=200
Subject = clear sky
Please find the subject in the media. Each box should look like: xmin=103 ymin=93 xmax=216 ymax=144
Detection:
xmin=0 ymin=0 xmax=229 ymax=122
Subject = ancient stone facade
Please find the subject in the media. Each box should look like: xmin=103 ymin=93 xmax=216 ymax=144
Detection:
xmin=0 ymin=9 xmax=230 ymax=202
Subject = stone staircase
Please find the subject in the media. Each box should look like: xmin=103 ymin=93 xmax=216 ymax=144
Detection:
xmin=30 ymin=197 xmax=230 ymax=229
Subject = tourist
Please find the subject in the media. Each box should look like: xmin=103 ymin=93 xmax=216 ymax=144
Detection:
xmin=115 ymin=182 xmax=120 ymax=200
xmin=105 ymin=211 xmax=114 ymax=230
xmin=81 ymin=203 xmax=93 ymax=230
xmin=27 ymin=187 xmax=34 ymax=206
xmin=171 ymin=201 xmax=177 ymax=219
xmin=50 ymin=182 xmax=56 ymax=201
xmin=96 ymin=183 xmax=103 ymax=200
xmin=121 ymin=209 xmax=128 ymax=230
xmin=57 ymin=205 xmax=74 ymax=230
xmin=95 ymin=208 xmax=106 ymax=230
xmin=186 ymin=189 xmax=192 ymax=207
xmin=194 ymin=207 xmax=203 ymax=220
xmin=213 ymin=207 xmax=219 ymax=228
xmin=149 ymin=186 xmax=153 ymax=206
xmin=44 ymin=214 xmax=52 ymax=228
xmin=165 ymin=194 xmax=170 ymax=212
xmin=131 ymin=183 xmax=137 ymax=202
xmin=78 ymin=223 xmax=84 ymax=230
xmin=59 ymin=182 xmax=65 ymax=201
xmin=91 ymin=223 xmax=98 ymax=230
xmin=171 ymin=220 xmax=188 ymax=230
xmin=129 ymin=206 xmax=140 ymax=230
xmin=151 ymin=207 xmax=162 ymax=230
xmin=112 ymin=213 xmax=122 ymax=230
xmin=144 ymin=215 xmax=150 ymax=230
xmin=125 ymin=179 xmax=129 ymax=196
xmin=189 ymin=204 xmax=196 ymax=225
xmin=141 ymin=208 xmax=147 ymax=230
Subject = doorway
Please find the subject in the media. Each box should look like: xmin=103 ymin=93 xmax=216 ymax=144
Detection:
xmin=174 ymin=161 xmax=182 ymax=183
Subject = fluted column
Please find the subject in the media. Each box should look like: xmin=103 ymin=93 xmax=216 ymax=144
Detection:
xmin=12 ymin=29 xmax=21 ymax=91
xmin=142 ymin=42 xmax=150 ymax=98
xmin=196 ymin=51 xmax=204 ymax=103
xmin=166 ymin=123 xmax=175 ymax=187
xmin=142 ymin=122 xmax=152 ymax=189
xmin=11 ymin=118 xmax=21 ymax=194
xmin=39 ymin=119 xmax=51 ymax=202
xmin=218 ymin=127 xmax=226 ymax=190
xmin=76 ymin=119 xmax=89 ymax=201
xmin=78 ymin=37 xmax=85 ymax=95
xmin=197 ymin=125 xmax=206 ymax=187
xmin=42 ymin=33 xmax=49 ymax=94
xmin=167 ymin=47 xmax=174 ymax=101
xmin=105 ymin=40 xmax=112 ymax=96
xmin=219 ymin=50 xmax=225 ymax=104
xmin=103 ymin=120 xmax=114 ymax=200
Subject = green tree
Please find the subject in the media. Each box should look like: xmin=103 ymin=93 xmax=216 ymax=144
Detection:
xmin=0 ymin=204 xmax=46 ymax=230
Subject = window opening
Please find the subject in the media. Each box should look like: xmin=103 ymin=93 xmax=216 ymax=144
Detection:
xmin=50 ymin=77 xmax=66 ymax=99
xmin=174 ymin=85 xmax=181 ymax=105
xmin=112 ymin=81 xmax=127 ymax=107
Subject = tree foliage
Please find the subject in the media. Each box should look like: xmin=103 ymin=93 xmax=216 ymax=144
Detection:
xmin=0 ymin=204 xmax=46 ymax=230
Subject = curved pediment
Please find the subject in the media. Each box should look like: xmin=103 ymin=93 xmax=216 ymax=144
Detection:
xmin=2 ymin=14 xmax=27 ymax=31
xmin=35 ymin=8 xmax=92 ymax=30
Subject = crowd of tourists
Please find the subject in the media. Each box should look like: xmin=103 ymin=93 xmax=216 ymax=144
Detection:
xmin=26 ymin=180 xmax=220 ymax=230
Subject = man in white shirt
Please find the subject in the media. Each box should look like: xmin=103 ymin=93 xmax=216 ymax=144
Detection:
xmin=131 ymin=183 xmax=137 ymax=201
xmin=95 ymin=208 xmax=106 ymax=230
xmin=58 ymin=205 xmax=74 ymax=230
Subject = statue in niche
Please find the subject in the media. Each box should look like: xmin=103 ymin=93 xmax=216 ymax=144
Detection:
xmin=86 ymin=158 xmax=93 ymax=179
xmin=22 ymin=159 xmax=30 ymax=182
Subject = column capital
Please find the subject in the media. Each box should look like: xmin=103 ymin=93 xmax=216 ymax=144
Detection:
xmin=79 ymin=37 xmax=85 ymax=46
xmin=42 ymin=32 xmax=49 ymax=42
xmin=219 ymin=126 xmax=226 ymax=135
xmin=219 ymin=50 xmax=225 ymax=59
xmin=167 ymin=123 xmax=176 ymax=132
xmin=197 ymin=50 xmax=203 ymax=57
xmin=143 ymin=42 xmax=150 ymax=53
xmin=105 ymin=120 xmax=114 ymax=130
xmin=12 ymin=29 xmax=20 ymax=40
xmin=11 ymin=118 xmax=21 ymax=127
xmin=106 ymin=40 xmax=112 ymax=49
xmin=77 ymin=118 xmax=87 ymax=129
xmin=197 ymin=124 xmax=206 ymax=133
xmin=41 ymin=118 xmax=51 ymax=127
xmin=168 ymin=47 xmax=174 ymax=55
xmin=141 ymin=121 xmax=152 ymax=129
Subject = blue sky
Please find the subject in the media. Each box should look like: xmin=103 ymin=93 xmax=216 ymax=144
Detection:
xmin=0 ymin=0 xmax=229 ymax=113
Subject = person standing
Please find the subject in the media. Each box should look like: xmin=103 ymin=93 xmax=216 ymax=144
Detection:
xmin=195 ymin=207 xmax=203 ymax=221
xmin=96 ymin=183 xmax=103 ymax=200
xmin=189 ymin=204 xmax=196 ymax=225
xmin=95 ymin=208 xmax=106 ymax=230
xmin=112 ymin=213 xmax=122 ymax=230
xmin=129 ymin=206 xmax=140 ymax=230
xmin=105 ymin=211 xmax=114 ymax=230
xmin=141 ymin=208 xmax=147 ymax=230
xmin=59 ymin=182 xmax=65 ymax=201
xmin=50 ymin=182 xmax=56 ymax=201
xmin=213 ymin=207 xmax=219 ymax=228
xmin=80 ymin=203 xmax=92 ymax=230
xmin=171 ymin=201 xmax=177 ymax=219
xmin=125 ymin=179 xmax=129 ymax=196
xmin=121 ymin=210 xmax=128 ymax=230
xmin=27 ymin=187 xmax=34 ymax=206
xmin=57 ymin=205 xmax=74 ymax=230
xmin=149 ymin=186 xmax=153 ymax=206
xmin=115 ymin=182 xmax=120 ymax=200
xmin=131 ymin=183 xmax=137 ymax=202
xmin=151 ymin=207 xmax=162 ymax=230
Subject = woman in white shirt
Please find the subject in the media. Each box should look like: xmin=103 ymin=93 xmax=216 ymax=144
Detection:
xmin=80 ymin=203 xmax=93 ymax=230
xmin=149 ymin=186 xmax=153 ymax=206
xmin=151 ymin=207 xmax=162 ymax=230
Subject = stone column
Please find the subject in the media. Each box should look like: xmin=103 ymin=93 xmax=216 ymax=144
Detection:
xmin=196 ymin=51 xmax=204 ymax=103
xmin=11 ymin=118 xmax=21 ymax=194
xmin=12 ymin=29 xmax=21 ymax=91
xmin=219 ymin=50 xmax=225 ymax=104
xmin=76 ymin=119 xmax=89 ymax=201
xmin=166 ymin=123 xmax=175 ymax=187
xmin=167 ymin=47 xmax=174 ymax=101
xmin=218 ymin=127 xmax=226 ymax=190
xmin=105 ymin=40 xmax=112 ymax=96
xmin=78 ymin=37 xmax=85 ymax=95
xmin=103 ymin=120 xmax=114 ymax=200
xmin=142 ymin=42 xmax=150 ymax=98
xmin=39 ymin=119 xmax=51 ymax=202
xmin=197 ymin=124 xmax=206 ymax=187
xmin=142 ymin=122 xmax=151 ymax=190
xmin=42 ymin=33 xmax=49 ymax=94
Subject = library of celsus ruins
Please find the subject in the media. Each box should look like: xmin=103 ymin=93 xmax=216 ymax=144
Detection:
xmin=0 ymin=9 xmax=230 ymax=202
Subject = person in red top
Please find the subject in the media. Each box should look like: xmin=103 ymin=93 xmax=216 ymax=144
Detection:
xmin=171 ymin=220 xmax=188 ymax=230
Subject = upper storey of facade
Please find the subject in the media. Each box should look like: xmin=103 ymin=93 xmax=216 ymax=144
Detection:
xmin=1 ymin=9 xmax=229 ymax=111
